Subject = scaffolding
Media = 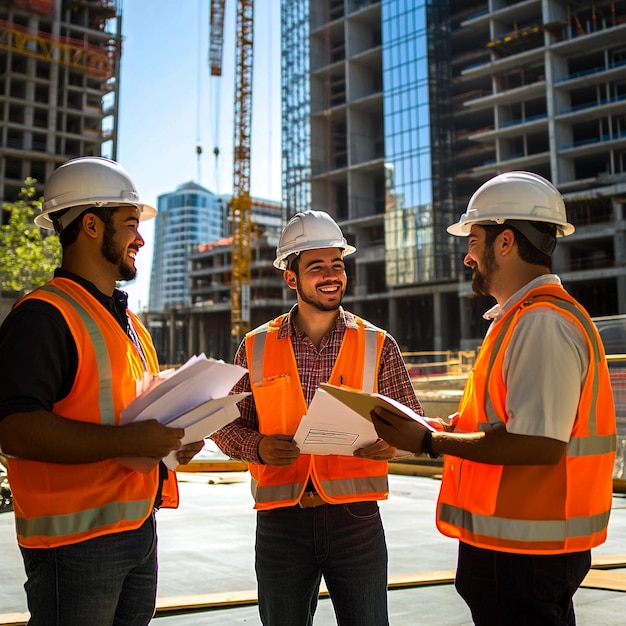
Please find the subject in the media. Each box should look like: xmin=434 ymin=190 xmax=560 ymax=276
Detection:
xmin=280 ymin=0 xmax=311 ymax=220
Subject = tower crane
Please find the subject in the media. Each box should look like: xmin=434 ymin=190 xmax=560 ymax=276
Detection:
xmin=209 ymin=0 xmax=254 ymax=347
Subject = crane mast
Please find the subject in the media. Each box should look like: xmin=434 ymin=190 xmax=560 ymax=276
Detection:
xmin=231 ymin=0 xmax=254 ymax=346
xmin=208 ymin=0 xmax=254 ymax=348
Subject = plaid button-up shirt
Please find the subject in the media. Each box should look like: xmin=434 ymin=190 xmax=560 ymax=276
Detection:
xmin=212 ymin=306 xmax=423 ymax=464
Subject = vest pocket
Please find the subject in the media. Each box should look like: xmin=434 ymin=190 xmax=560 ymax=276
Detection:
xmin=456 ymin=460 xmax=503 ymax=516
xmin=253 ymin=375 xmax=293 ymax=435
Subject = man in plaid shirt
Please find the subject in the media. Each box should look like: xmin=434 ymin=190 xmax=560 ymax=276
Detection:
xmin=212 ymin=210 xmax=422 ymax=626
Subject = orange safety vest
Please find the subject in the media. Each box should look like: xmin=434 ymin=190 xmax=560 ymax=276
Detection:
xmin=7 ymin=277 xmax=179 ymax=549
xmin=437 ymin=284 xmax=616 ymax=554
xmin=247 ymin=313 xmax=388 ymax=510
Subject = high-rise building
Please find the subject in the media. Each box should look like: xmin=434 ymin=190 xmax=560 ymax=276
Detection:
xmin=281 ymin=0 xmax=626 ymax=351
xmin=145 ymin=196 xmax=283 ymax=363
xmin=0 ymin=0 xmax=121 ymax=207
xmin=149 ymin=181 xmax=224 ymax=311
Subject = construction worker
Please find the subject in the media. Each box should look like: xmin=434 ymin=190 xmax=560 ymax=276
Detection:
xmin=0 ymin=157 xmax=203 ymax=626
xmin=370 ymin=171 xmax=617 ymax=626
xmin=212 ymin=210 xmax=422 ymax=626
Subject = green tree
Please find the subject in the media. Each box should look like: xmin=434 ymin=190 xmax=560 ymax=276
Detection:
xmin=0 ymin=178 xmax=61 ymax=297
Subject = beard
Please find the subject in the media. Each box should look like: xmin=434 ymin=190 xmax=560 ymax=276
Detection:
xmin=471 ymin=242 xmax=497 ymax=296
xmin=101 ymin=222 xmax=137 ymax=282
xmin=296 ymin=276 xmax=345 ymax=312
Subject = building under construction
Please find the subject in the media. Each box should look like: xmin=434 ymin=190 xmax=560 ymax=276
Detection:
xmin=0 ymin=0 xmax=121 ymax=207
xmin=278 ymin=0 xmax=626 ymax=353
xmin=153 ymin=0 xmax=626 ymax=362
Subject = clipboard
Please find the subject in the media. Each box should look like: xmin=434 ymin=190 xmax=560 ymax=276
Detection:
xmin=319 ymin=383 xmax=435 ymax=430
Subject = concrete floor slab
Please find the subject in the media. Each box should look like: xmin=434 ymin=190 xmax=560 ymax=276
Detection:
xmin=1 ymin=472 xmax=625 ymax=625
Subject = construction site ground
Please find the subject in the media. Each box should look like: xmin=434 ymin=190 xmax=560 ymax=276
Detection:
xmin=1 ymin=465 xmax=625 ymax=625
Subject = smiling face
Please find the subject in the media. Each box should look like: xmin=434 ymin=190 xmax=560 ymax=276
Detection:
xmin=285 ymin=247 xmax=347 ymax=312
xmin=464 ymin=225 xmax=499 ymax=297
xmin=100 ymin=205 xmax=144 ymax=282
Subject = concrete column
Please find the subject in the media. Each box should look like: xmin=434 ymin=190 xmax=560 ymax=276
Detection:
xmin=169 ymin=311 xmax=176 ymax=366
xmin=459 ymin=294 xmax=470 ymax=346
xmin=387 ymin=295 xmax=398 ymax=340
xmin=433 ymin=292 xmax=443 ymax=351
xmin=187 ymin=314 xmax=195 ymax=358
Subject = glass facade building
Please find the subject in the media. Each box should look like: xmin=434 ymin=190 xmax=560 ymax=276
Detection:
xmin=381 ymin=1 xmax=456 ymax=288
xmin=149 ymin=182 xmax=224 ymax=311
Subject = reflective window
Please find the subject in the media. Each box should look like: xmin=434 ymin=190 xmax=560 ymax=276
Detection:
xmin=382 ymin=0 xmax=456 ymax=286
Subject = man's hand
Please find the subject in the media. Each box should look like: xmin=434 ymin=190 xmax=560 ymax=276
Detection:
xmin=121 ymin=420 xmax=185 ymax=459
xmin=258 ymin=434 xmax=300 ymax=466
xmin=353 ymin=438 xmax=397 ymax=460
xmin=176 ymin=440 xmax=205 ymax=465
xmin=370 ymin=407 xmax=427 ymax=455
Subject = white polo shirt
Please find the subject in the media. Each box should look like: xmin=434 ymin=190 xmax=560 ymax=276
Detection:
xmin=482 ymin=275 xmax=589 ymax=442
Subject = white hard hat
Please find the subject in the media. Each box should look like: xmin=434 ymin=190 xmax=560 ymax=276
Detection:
xmin=274 ymin=210 xmax=356 ymax=270
xmin=447 ymin=171 xmax=575 ymax=238
xmin=36 ymin=156 xmax=157 ymax=232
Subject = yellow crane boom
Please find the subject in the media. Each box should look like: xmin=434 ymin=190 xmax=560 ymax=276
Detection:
xmin=209 ymin=0 xmax=254 ymax=346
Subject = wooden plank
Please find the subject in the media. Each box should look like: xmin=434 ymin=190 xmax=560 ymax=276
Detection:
xmin=387 ymin=570 xmax=456 ymax=588
xmin=0 ymin=613 xmax=28 ymax=626
xmin=153 ymin=570 xmax=458 ymax=616
xmin=581 ymin=569 xmax=626 ymax=592
xmin=175 ymin=460 xmax=248 ymax=473
xmin=591 ymin=554 xmax=626 ymax=569
xmin=155 ymin=589 xmax=258 ymax=615
xmin=1 ymin=561 xmax=623 ymax=624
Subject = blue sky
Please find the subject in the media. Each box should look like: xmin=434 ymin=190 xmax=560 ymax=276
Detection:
xmin=116 ymin=0 xmax=282 ymax=309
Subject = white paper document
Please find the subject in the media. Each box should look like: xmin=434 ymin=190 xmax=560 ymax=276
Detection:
xmin=293 ymin=388 xmax=381 ymax=456
xmin=120 ymin=354 xmax=247 ymax=425
xmin=117 ymin=354 xmax=248 ymax=472
xmin=293 ymin=384 xmax=434 ymax=457
xmin=119 ymin=393 xmax=250 ymax=473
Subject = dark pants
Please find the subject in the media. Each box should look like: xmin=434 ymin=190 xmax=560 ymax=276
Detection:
xmin=20 ymin=513 xmax=158 ymax=626
xmin=255 ymin=501 xmax=389 ymax=626
xmin=455 ymin=542 xmax=591 ymax=626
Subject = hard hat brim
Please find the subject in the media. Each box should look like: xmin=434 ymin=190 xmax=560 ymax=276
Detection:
xmin=447 ymin=216 xmax=575 ymax=237
xmin=35 ymin=201 xmax=157 ymax=231
xmin=273 ymin=242 xmax=356 ymax=270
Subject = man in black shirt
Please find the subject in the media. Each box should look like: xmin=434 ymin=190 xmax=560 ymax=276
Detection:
xmin=0 ymin=157 xmax=202 ymax=626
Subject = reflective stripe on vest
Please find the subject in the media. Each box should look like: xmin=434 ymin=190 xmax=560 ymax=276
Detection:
xmin=40 ymin=284 xmax=116 ymax=425
xmin=439 ymin=503 xmax=611 ymax=544
xmin=437 ymin=286 xmax=616 ymax=553
xmin=15 ymin=498 xmax=153 ymax=541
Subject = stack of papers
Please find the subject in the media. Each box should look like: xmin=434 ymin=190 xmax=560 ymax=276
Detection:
xmin=118 ymin=354 xmax=248 ymax=472
xmin=293 ymin=383 xmax=433 ymax=456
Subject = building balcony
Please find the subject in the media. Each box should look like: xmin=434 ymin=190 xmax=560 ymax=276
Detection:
xmin=471 ymin=150 xmax=550 ymax=176
xmin=467 ymin=114 xmax=547 ymax=141
xmin=558 ymin=132 xmax=626 ymax=156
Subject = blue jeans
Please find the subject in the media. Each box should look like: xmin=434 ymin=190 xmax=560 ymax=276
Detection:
xmin=19 ymin=513 xmax=158 ymax=626
xmin=455 ymin=542 xmax=591 ymax=626
xmin=255 ymin=501 xmax=389 ymax=626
